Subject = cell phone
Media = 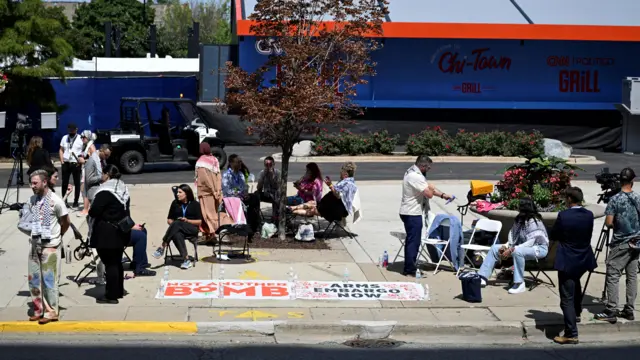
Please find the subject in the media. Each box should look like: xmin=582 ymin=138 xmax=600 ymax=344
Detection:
xmin=325 ymin=176 xmax=331 ymax=183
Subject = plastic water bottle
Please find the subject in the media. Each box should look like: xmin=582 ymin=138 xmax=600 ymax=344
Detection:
xmin=415 ymin=269 xmax=422 ymax=282
xmin=425 ymin=284 xmax=430 ymax=301
xmin=377 ymin=255 xmax=383 ymax=267
xmin=290 ymin=273 xmax=298 ymax=300
xmin=218 ymin=264 xmax=225 ymax=298
xmin=65 ymin=243 xmax=72 ymax=264
xmin=383 ymin=251 xmax=389 ymax=268
xmin=288 ymin=267 xmax=294 ymax=283
xmin=343 ymin=267 xmax=350 ymax=283
xmin=159 ymin=265 xmax=169 ymax=298
xmin=219 ymin=264 xmax=225 ymax=280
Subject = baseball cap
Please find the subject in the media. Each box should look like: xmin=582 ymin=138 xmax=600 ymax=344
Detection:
xmin=620 ymin=167 xmax=636 ymax=182
xmin=81 ymin=130 xmax=92 ymax=139
xmin=67 ymin=123 xmax=77 ymax=130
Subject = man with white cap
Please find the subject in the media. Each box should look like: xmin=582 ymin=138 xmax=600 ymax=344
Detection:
xmin=59 ymin=123 xmax=83 ymax=208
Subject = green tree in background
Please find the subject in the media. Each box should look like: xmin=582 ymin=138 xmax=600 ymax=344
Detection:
xmin=158 ymin=0 xmax=231 ymax=58
xmin=0 ymin=0 xmax=74 ymax=110
xmin=70 ymin=0 xmax=155 ymax=60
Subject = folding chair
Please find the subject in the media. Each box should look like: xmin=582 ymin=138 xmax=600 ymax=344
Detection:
xmin=164 ymin=235 xmax=199 ymax=266
xmin=419 ymin=218 xmax=458 ymax=274
xmin=456 ymin=219 xmax=502 ymax=276
xmin=322 ymin=218 xmax=357 ymax=240
xmin=392 ymin=212 xmax=435 ymax=264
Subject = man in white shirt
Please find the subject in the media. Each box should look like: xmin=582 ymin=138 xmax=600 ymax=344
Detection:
xmin=399 ymin=155 xmax=451 ymax=276
xmin=27 ymin=170 xmax=70 ymax=324
xmin=58 ymin=123 xmax=84 ymax=208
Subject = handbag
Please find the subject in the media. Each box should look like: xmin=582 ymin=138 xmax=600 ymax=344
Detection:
xmin=111 ymin=216 xmax=135 ymax=233
xmin=17 ymin=203 xmax=34 ymax=236
xmin=459 ymin=271 xmax=482 ymax=303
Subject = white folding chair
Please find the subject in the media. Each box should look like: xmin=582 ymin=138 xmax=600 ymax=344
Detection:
xmin=456 ymin=219 xmax=502 ymax=276
xmin=391 ymin=212 xmax=435 ymax=264
xmin=418 ymin=217 xmax=456 ymax=274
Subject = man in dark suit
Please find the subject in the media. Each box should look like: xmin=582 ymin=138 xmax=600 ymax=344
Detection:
xmin=551 ymin=186 xmax=597 ymax=345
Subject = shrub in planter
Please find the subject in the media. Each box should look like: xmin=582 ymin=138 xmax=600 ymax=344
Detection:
xmin=454 ymin=129 xmax=544 ymax=157
xmin=495 ymin=156 xmax=582 ymax=212
xmin=405 ymin=126 xmax=456 ymax=156
xmin=314 ymin=129 xmax=398 ymax=156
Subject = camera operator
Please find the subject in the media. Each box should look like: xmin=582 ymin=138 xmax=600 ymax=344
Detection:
xmin=595 ymin=167 xmax=640 ymax=323
xmin=59 ymin=123 xmax=83 ymax=209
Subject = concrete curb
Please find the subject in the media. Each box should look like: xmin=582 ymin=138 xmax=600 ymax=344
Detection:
xmin=2 ymin=320 xmax=638 ymax=339
xmin=265 ymin=153 xmax=603 ymax=165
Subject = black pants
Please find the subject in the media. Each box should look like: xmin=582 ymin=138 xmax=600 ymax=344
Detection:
xmin=163 ymin=221 xmax=199 ymax=259
xmin=558 ymin=271 xmax=584 ymax=338
xmin=61 ymin=162 xmax=82 ymax=204
xmin=258 ymin=191 xmax=279 ymax=218
xmin=97 ymin=247 xmax=125 ymax=300
xmin=244 ymin=193 xmax=261 ymax=235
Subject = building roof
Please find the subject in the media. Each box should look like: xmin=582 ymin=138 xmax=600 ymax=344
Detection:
xmin=236 ymin=0 xmax=640 ymax=41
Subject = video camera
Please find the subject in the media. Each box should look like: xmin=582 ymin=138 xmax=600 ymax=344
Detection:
xmin=595 ymin=167 xmax=621 ymax=204
xmin=15 ymin=114 xmax=32 ymax=131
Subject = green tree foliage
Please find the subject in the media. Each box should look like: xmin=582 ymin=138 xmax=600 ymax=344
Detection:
xmin=158 ymin=0 xmax=231 ymax=58
xmin=70 ymin=0 xmax=155 ymax=60
xmin=0 ymin=0 xmax=74 ymax=110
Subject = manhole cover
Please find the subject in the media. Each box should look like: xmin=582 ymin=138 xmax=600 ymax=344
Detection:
xmin=343 ymin=339 xmax=404 ymax=349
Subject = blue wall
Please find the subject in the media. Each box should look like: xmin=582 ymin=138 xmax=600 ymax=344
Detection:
xmin=46 ymin=76 xmax=196 ymax=151
xmin=239 ymin=37 xmax=640 ymax=110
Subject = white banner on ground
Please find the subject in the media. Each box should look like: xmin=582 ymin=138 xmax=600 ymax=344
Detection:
xmin=157 ymin=280 xmax=292 ymax=300
xmin=295 ymin=281 xmax=425 ymax=301
xmin=156 ymin=279 xmax=425 ymax=301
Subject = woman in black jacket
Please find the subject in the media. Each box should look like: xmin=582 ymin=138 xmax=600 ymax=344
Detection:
xmin=26 ymin=136 xmax=53 ymax=176
xmin=89 ymin=165 xmax=131 ymax=304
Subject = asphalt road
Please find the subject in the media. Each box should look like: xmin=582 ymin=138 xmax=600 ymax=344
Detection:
xmin=4 ymin=146 xmax=640 ymax=184
xmin=1 ymin=335 xmax=639 ymax=360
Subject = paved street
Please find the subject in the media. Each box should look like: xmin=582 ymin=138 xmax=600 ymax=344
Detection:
xmin=2 ymin=147 xmax=639 ymax=184
xmin=0 ymin=335 xmax=639 ymax=360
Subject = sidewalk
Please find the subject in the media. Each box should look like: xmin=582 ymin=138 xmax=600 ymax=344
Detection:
xmin=0 ymin=180 xmax=637 ymax=340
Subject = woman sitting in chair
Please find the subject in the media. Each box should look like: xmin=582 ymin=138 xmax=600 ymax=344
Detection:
xmin=288 ymin=162 xmax=357 ymax=222
xmin=152 ymin=184 xmax=202 ymax=269
xmin=477 ymin=197 xmax=549 ymax=294
xmin=288 ymin=162 xmax=323 ymax=206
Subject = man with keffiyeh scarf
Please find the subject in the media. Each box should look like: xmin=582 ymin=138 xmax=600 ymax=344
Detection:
xmin=27 ymin=170 xmax=70 ymax=324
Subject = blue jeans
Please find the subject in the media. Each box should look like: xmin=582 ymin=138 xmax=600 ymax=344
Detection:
xmin=400 ymin=214 xmax=423 ymax=274
xmin=287 ymin=195 xmax=304 ymax=206
xmin=129 ymin=229 xmax=149 ymax=273
xmin=478 ymin=244 xmax=549 ymax=284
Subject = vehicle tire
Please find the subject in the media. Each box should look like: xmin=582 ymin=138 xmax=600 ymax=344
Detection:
xmin=119 ymin=150 xmax=145 ymax=174
xmin=211 ymin=146 xmax=227 ymax=168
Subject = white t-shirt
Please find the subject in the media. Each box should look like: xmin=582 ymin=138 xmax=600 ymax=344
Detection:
xmin=400 ymin=171 xmax=429 ymax=216
xmin=29 ymin=191 xmax=69 ymax=247
xmin=59 ymin=134 xmax=84 ymax=163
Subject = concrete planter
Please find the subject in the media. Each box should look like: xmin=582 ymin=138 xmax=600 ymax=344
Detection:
xmin=470 ymin=204 xmax=606 ymax=243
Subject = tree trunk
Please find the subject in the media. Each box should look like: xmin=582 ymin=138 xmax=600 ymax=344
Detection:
xmin=278 ymin=149 xmax=291 ymax=240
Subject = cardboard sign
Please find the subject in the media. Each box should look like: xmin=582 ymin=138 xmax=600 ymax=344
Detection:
xmin=158 ymin=280 xmax=291 ymax=300
xmin=295 ymin=281 xmax=425 ymax=301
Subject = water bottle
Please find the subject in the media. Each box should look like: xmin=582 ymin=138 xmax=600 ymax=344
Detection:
xmin=159 ymin=265 xmax=169 ymax=298
xmin=218 ymin=264 xmax=225 ymax=298
xmin=485 ymin=193 xmax=491 ymax=202
xmin=343 ymin=267 xmax=350 ymax=283
xmin=415 ymin=269 xmax=422 ymax=282
xmin=288 ymin=267 xmax=294 ymax=283
xmin=290 ymin=273 xmax=298 ymax=300
xmin=219 ymin=264 xmax=225 ymax=280
xmin=65 ymin=243 xmax=72 ymax=264
xmin=377 ymin=255 xmax=383 ymax=267
xmin=383 ymin=251 xmax=389 ymax=268
xmin=425 ymin=284 xmax=430 ymax=301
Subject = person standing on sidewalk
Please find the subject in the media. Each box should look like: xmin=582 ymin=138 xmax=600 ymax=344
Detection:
xmin=595 ymin=168 xmax=640 ymax=323
xmin=27 ymin=170 xmax=70 ymax=324
xmin=551 ymin=187 xmax=597 ymax=345
xmin=399 ymin=155 xmax=451 ymax=276
xmin=58 ymin=123 xmax=83 ymax=208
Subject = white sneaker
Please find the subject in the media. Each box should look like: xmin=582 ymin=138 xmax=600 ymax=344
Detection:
xmin=508 ymin=282 xmax=526 ymax=294
xmin=480 ymin=279 xmax=487 ymax=287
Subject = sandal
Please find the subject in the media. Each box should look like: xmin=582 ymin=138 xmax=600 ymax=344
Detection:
xmin=38 ymin=317 xmax=58 ymax=325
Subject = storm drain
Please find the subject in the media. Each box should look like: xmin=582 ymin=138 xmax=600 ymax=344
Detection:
xmin=342 ymin=339 xmax=405 ymax=349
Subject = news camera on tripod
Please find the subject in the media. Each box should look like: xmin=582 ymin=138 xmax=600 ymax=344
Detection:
xmin=591 ymin=167 xmax=639 ymax=323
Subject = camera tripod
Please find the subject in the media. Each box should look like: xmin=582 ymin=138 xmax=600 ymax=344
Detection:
xmin=0 ymin=131 xmax=26 ymax=214
xmin=581 ymin=223 xmax=612 ymax=303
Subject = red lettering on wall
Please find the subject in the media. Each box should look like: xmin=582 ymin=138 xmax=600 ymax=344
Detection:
xmin=558 ymin=70 xmax=600 ymax=93
xmin=439 ymin=48 xmax=511 ymax=74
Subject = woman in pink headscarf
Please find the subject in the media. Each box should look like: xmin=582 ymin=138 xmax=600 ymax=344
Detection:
xmin=195 ymin=143 xmax=223 ymax=242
